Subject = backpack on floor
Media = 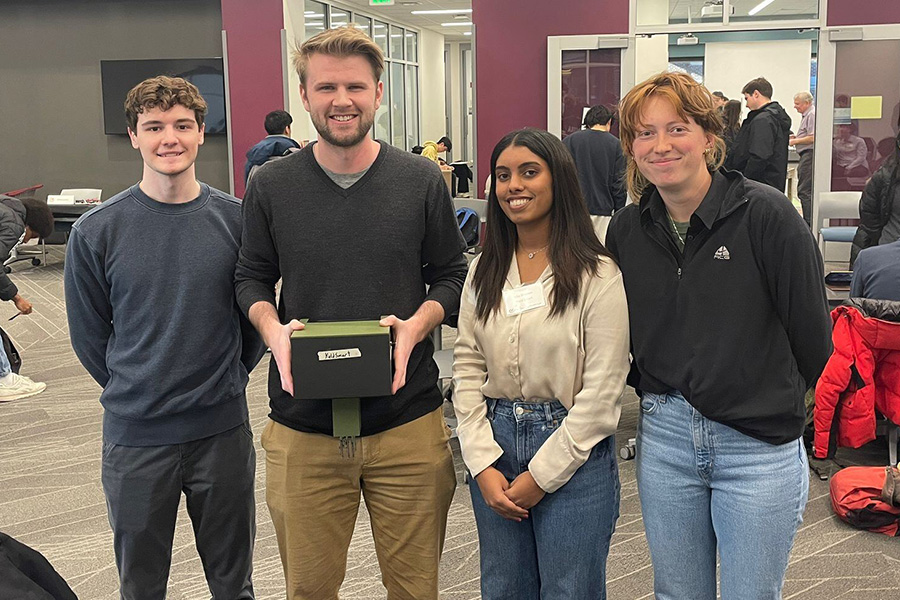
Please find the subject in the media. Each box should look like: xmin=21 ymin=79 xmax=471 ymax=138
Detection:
xmin=0 ymin=326 xmax=21 ymax=374
xmin=830 ymin=465 xmax=900 ymax=536
xmin=456 ymin=207 xmax=480 ymax=248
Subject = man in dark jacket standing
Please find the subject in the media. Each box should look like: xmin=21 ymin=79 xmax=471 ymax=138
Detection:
xmin=244 ymin=109 xmax=301 ymax=183
xmin=562 ymin=105 xmax=627 ymax=242
xmin=727 ymin=77 xmax=792 ymax=192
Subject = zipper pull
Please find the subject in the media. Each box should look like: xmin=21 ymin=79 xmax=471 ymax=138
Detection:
xmin=677 ymin=267 xmax=682 ymax=280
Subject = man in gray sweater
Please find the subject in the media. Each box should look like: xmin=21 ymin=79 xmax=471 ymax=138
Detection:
xmin=235 ymin=26 xmax=466 ymax=600
xmin=65 ymin=76 xmax=264 ymax=600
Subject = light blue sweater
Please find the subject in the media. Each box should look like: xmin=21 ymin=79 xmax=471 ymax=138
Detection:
xmin=64 ymin=183 xmax=265 ymax=445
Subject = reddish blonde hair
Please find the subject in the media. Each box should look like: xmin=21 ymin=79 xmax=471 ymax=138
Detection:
xmin=618 ymin=71 xmax=726 ymax=199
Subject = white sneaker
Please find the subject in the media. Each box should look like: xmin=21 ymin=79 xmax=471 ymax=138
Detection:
xmin=0 ymin=373 xmax=47 ymax=402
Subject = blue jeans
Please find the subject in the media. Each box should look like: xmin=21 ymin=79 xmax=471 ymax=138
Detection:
xmin=636 ymin=392 xmax=808 ymax=600
xmin=469 ymin=398 xmax=620 ymax=600
xmin=0 ymin=343 xmax=11 ymax=377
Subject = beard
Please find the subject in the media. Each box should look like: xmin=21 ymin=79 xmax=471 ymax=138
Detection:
xmin=311 ymin=111 xmax=375 ymax=148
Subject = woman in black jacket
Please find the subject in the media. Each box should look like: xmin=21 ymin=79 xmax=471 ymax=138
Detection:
xmin=850 ymin=131 xmax=900 ymax=266
xmin=606 ymin=72 xmax=832 ymax=600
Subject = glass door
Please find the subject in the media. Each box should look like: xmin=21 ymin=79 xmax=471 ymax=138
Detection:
xmin=547 ymin=36 xmax=634 ymax=139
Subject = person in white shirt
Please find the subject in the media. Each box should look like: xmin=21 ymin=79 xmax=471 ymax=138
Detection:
xmin=452 ymin=127 xmax=630 ymax=599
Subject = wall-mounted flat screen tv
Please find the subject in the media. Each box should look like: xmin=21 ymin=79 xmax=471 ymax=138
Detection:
xmin=101 ymin=58 xmax=226 ymax=135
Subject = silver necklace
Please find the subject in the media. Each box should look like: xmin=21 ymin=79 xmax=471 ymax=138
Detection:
xmin=523 ymin=244 xmax=549 ymax=259
xmin=667 ymin=212 xmax=686 ymax=247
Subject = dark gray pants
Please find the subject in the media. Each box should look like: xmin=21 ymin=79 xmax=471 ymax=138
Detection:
xmin=798 ymin=149 xmax=814 ymax=227
xmin=101 ymin=422 xmax=256 ymax=600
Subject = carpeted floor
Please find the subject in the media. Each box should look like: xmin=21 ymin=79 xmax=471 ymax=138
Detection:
xmin=0 ymin=248 xmax=898 ymax=599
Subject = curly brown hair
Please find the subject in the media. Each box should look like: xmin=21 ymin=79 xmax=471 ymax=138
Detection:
xmin=618 ymin=71 xmax=726 ymax=199
xmin=124 ymin=75 xmax=207 ymax=133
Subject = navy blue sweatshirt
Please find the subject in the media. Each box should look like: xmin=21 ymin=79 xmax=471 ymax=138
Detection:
xmin=65 ymin=183 xmax=265 ymax=446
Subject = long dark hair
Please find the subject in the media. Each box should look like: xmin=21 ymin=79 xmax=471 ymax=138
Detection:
xmin=722 ymin=99 xmax=742 ymax=137
xmin=473 ymin=128 xmax=614 ymax=322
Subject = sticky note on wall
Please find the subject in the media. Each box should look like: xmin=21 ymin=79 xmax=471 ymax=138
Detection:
xmin=850 ymin=96 xmax=882 ymax=119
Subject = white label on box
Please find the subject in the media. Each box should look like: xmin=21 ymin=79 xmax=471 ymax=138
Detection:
xmin=318 ymin=348 xmax=362 ymax=361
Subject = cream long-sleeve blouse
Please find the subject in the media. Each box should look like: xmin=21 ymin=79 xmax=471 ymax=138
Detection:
xmin=452 ymin=252 xmax=630 ymax=493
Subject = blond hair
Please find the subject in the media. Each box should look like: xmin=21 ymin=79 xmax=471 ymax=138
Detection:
xmin=124 ymin=76 xmax=207 ymax=133
xmin=618 ymin=71 xmax=726 ymax=199
xmin=293 ymin=25 xmax=384 ymax=86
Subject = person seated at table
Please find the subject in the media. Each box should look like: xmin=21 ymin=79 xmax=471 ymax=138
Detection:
xmin=832 ymin=124 xmax=869 ymax=179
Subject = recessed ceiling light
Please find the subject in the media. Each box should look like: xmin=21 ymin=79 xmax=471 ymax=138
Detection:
xmin=463 ymin=32 xmax=472 ymax=36
xmin=441 ymin=22 xmax=473 ymax=27
xmin=412 ymin=9 xmax=473 ymax=15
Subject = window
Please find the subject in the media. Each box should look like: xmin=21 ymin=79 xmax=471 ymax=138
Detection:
xmin=831 ymin=39 xmax=900 ymax=193
xmin=303 ymin=3 xmax=420 ymax=150
xmin=354 ymin=15 xmax=372 ymax=38
xmin=561 ymin=49 xmax=621 ymax=138
xmin=329 ymin=6 xmax=349 ymax=28
xmin=390 ymin=25 xmax=405 ymax=60
xmin=636 ymin=0 xmax=819 ymax=28
xmin=406 ymin=31 xmax=418 ymax=63
xmin=304 ymin=0 xmax=327 ymax=39
xmin=669 ymin=59 xmax=704 ymax=83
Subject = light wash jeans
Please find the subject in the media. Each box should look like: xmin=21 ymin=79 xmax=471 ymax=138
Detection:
xmin=469 ymin=398 xmax=620 ymax=600
xmin=0 ymin=343 xmax=12 ymax=377
xmin=636 ymin=391 xmax=808 ymax=600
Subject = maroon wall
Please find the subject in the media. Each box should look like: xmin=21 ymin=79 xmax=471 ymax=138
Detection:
xmin=827 ymin=1 xmax=900 ymax=26
xmin=472 ymin=0 xmax=628 ymax=192
xmin=221 ymin=0 xmax=284 ymax=197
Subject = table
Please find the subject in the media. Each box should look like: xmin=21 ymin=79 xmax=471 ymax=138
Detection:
xmin=49 ymin=203 xmax=96 ymax=242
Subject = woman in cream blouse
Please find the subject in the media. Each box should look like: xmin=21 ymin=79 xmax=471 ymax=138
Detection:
xmin=452 ymin=128 xmax=630 ymax=599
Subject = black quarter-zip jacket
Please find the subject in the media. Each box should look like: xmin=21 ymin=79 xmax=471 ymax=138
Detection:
xmin=606 ymin=169 xmax=832 ymax=444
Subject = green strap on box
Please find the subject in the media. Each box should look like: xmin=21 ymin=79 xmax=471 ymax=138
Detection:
xmin=332 ymin=398 xmax=361 ymax=438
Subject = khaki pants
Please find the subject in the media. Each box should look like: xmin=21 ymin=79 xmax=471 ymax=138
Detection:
xmin=262 ymin=407 xmax=457 ymax=600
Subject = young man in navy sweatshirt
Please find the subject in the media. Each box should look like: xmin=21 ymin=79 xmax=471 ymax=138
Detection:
xmin=65 ymin=76 xmax=265 ymax=600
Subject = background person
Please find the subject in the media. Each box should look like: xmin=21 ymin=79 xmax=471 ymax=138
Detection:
xmin=0 ymin=194 xmax=53 ymax=401
xmin=721 ymin=99 xmax=742 ymax=164
xmin=453 ymin=128 xmax=628 ymax=599
xmin=244 ymin=109 xmax=301 ymax=183
xmin=607 ymin=72 xmax=831 ymax=600
xmin=726 ymin=77 xmax=792 ymax=191
xmin=421 ymin=135 xmax=452 ymax=169
xmin=791 ymin=91 xmax=816 ymax=226
xmin=851 ymin=131 xmax=900 ymax=266
xmin=712 ymin=90 xmax=728 ymax=115
xmin=832 ymin=123 xmax=869 ymax=179
xmin=562 ymin=105 xmax=627 ymax=243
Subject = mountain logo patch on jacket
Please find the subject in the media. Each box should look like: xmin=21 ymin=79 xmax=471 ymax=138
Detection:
xmin=714 ymin=246 xmax=731 ymax=260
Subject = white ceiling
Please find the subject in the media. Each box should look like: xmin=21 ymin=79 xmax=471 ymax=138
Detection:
xmin=334 ymin=0 xmax=473 ymax=40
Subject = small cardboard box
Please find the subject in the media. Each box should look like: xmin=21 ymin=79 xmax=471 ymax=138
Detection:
xmin=290 ymin=320 xmax=392 ymax=400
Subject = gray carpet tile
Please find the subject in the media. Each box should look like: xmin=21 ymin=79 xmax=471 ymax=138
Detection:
xmin=0 ymin=248 xmax=897 ymax=599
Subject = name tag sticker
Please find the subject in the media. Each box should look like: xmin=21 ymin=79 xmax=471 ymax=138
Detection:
xmin=503 ymin=282 xmax=547 ymax=316
xmin=318 ymin=348 xmax=362 ymax=361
